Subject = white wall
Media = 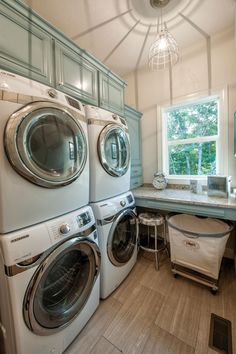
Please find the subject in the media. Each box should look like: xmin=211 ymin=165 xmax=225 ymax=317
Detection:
xmin=124 ymin=26 xmax=236 ymax=185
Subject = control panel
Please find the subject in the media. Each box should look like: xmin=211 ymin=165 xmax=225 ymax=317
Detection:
xmin=46 ymin=206 xmax=95 ymax=243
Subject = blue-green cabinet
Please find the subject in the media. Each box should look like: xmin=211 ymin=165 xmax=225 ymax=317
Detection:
xmin=0 ymin=0 xmax=127 ymax=114
xmin=99 ymin=73 xmax=126 ymax=116
xmin=0 ymin=2 xmax=53 ymax=86
xmin=234 ymin=112 xmax=236 ymax=156
xmin=125 ymin=105 xmax=143 ymax=189
xmin=55 ymin=41 xmax=98 ymax=105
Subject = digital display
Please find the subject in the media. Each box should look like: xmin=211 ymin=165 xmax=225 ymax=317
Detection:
xmin=127 ymin=194 xmax=133 ymax=204
xmin=66 ymin=96 xmax=81 ymax=110
xmin=77 ymin=212 xmax=91 ymax=227
xmin=120 ymin=117 xmax=127 ymax=126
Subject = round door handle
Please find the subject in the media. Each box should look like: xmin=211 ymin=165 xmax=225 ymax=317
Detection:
xmin=59 ymin=223 xmax=70 ymax=235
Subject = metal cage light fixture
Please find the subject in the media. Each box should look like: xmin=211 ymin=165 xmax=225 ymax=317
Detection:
xmin=148 ymin=0 xmax=179 ymax=70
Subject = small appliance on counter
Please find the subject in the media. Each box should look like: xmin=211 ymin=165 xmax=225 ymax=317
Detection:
xmin=207 ymin=175 xmax=231 ymax=198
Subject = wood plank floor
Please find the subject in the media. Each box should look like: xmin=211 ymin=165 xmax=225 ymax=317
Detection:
xmin=65 ymin=252 xmax=236 ymax=354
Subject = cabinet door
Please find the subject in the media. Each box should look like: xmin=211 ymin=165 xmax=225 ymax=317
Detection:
xmin=55 ymin=41 xmax=98 ymax=105
xmin=99 ymin=73 xmax=125 ymax=116
xmin=234 ymin=112 xmax=236 ymax=156
xmin=0 ymin=3 xmax=53 ymax=85
xmin=124 ymin=105 xmax=143 ymax=188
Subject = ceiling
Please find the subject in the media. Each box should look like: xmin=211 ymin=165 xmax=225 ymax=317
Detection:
xmin=24 ymin=0 xmax=236 ymax=77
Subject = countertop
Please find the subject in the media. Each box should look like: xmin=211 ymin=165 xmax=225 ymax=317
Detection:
xmin=133 ymin=186 xmax=236 ymax=210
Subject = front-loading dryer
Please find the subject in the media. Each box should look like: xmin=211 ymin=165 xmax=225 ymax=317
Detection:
xmin=85 ymin=105 xmax=131 ymax=202
xmin=0 ymin=205 xmax=100 ymax=354
xmin=90 ymin=191 xmax=138 ymax=299
xmin=0 ymin=70 xmax=89 ymax=233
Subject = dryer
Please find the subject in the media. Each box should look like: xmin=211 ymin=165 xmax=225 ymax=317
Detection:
xmin=0 ymin=70 xmax=89 ymax=233
xmin=0 ymin=206 xmax=100 ymax=354
xmin=85 ymin=105 xmax=131 ymax=202
xmin=91 ymin=191 xmax=138 ymax=299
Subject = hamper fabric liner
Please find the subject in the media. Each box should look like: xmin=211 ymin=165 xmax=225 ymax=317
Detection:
xmin=167 ymin=214 xmax=233 ymax=280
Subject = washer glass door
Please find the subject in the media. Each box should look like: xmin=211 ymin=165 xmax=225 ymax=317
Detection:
xmin=107 ymin=209 xmax=137 ymax=266
xmin=98 ymin=124 xmax=130 ymax=177
xmin=23 ymin=238 xmax=100 ymax=334
xmin=5 ymin=101 xmax=87 ymax=188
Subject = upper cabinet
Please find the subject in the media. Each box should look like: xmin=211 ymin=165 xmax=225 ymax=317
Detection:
xmin=0 ymin=2 xmax=53 ymax=86
xmin=0 ymin=1 xmax=126 ymax=115
xmin=55 ymin=41 xmax=98 ymax=105
xmin=54 ymin=41 xmax=98 ymax=105
xmin=124 ymin=105 xmax=143 ymax=189
xmin=99 ymin=73 xmax=126 ymax=116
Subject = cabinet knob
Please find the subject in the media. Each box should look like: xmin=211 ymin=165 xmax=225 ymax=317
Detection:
xmin=58 ymin=81 xmax=64 ymax=87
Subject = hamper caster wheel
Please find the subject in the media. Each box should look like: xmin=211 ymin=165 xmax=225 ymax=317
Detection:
xmin=211 ymin=287 xmax=218 ymax=295
xmin=173 ymin=273 xmax=178 ymax=279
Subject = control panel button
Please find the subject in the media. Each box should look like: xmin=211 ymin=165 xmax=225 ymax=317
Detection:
xmin=59 ymin=223 xmax=70 ymax=235
xmin=47 ymin=89 xmax=57 ymax=98
xmin=120 ymin=200 xmax=126 ymax=207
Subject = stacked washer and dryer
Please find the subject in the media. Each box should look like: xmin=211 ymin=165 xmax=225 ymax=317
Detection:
xmin=85 ymin=105 xmax=138 ymax=299
xmin=0 ymin=71 xmax=101 ymax=354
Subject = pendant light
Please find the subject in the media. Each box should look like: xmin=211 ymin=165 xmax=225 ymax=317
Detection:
xmin=148 ymin=0 xmax=179 ymax=70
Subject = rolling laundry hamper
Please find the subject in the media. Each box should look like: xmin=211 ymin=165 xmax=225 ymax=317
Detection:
xmin=167 ymin=214 xmax=233 ymax=293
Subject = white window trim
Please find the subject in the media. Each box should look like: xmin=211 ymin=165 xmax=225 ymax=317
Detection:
xmin=157 ymin=87 xmax=229 ymax=185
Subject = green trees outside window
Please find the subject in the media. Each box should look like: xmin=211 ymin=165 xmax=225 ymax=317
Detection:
xmin=165 ymin=99 xmax=218 ymax=176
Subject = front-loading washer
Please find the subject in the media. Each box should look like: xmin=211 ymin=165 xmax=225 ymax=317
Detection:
xmin=0 ymin=70 xmax=89 ymax=233
xmin=0 ymin=205 xmax=100 ymax=354
xmin=85 ymin=105 xmax=131 ymax=202
xmin=90 ymin=191 xmax=138 ymax=299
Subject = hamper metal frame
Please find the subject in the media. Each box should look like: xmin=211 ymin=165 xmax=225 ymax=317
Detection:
xmin=167 ymin=214 xmax=234 ymax=294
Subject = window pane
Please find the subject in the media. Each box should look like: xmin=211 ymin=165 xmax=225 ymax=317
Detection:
xmin=168 ymin=141 xmax=216 ymax=175
xmin=167 ymin=100 xmax=218 ymax=141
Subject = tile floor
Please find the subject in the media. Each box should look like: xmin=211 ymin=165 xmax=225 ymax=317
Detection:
xmin=66 ymin=252 xmax=236 ymax=354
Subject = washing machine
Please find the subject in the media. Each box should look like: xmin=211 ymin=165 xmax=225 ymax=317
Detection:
xmin=85 ymin=105 xmax=131 ymax=202
xmin=0 ymin=205 xmax=100 ymax=354
xmin=90 ymin=191 xmax=138 ymax=299
xmin=0 ymin=70 xmax=89 ymax=233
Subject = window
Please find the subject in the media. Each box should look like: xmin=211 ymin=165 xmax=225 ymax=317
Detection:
xmin=161 ymin=91 xmax=228 ymax=180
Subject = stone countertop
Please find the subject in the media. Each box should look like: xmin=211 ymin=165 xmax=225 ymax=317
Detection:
xmin=133 ymin=186 xmax=236 ymax=210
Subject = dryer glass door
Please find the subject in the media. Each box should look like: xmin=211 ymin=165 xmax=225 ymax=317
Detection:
xmin=5 ymin=101 xmax=87 ymax=188
xmin=98 ymin=124 xmax=130 ymax=177
xmin=107 ymin=209 xmax=138 ymax=266
xmin=23 ymin=237 xmax=100 ymax=335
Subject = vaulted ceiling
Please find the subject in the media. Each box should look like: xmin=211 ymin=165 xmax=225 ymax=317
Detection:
xmin=25 ymin=0 xmax=236 ymax=77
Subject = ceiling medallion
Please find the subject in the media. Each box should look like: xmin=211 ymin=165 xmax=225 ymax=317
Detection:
xmin=150 ymin=0 xmax=171 ymax=9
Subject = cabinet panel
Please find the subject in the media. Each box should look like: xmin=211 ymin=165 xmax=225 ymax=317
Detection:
xmin=125 ymin=105 xmax=143 ymax=188
xmin=55 ymin=41 xmax=98 ymax=105
xmin=0 ymin=3 xmax=53 ymax=85
xmin=234 ymin=112 xmax=236 ymax=156
xmin=100 ymin=73 xmax=125 ymax=116
xmin=131 ymin=176 xmax=143 ymax=189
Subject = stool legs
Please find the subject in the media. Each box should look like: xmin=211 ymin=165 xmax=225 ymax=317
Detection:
xmin=154 ymin=225 xmax=159 ymax=270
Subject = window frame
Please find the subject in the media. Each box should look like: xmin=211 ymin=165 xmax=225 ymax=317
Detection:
xmin=157 ymin=88 xmax=228 ymax=185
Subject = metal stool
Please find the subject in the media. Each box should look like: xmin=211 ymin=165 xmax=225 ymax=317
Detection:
xmin=138 ymin=212 xmax=168 ymax=270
